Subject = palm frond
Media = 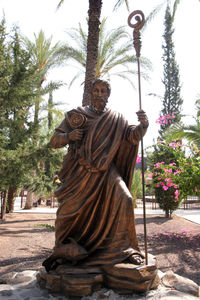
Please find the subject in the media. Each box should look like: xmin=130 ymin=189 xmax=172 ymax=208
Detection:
xmin=143 ymin=0 xmax=166 ymax=31
xmin=40 ymin=80 xmax=65 ymax=96
xmin=110 ymin=72 xmax=136 ymax=89
xmin=165 ymin=122 xmax=200 ymax=147
xmin=68 ymin=70 xmax=84 ymax=89
xmin=55 ymin=45 xmax=86 ymax=67
xmin=23 ymin=30 xmax=61 ymax=71
xmin=113 ymin=0 xmax=130 ymax=11
xmin=64 ymin=24 xmax=87 ymax=52
xmin=58 ymin=18 xmax=150 ymax=88
xmin=56 ymin=0 xmax=65 ymax=10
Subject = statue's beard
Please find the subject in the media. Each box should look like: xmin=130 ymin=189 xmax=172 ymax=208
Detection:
xmin=91 ymin=97 xmax=107 ymax=113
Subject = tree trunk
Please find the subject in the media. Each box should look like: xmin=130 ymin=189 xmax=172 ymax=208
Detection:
xmin=165 ymin=211 xmax=169 ymax=218
xmin=1 ymin=190 xmax=7 ymax=220
xmin=82 ymin=0 xmax=102 ymax=106
xmin=34 ymin=96 xmax=40 ymax=126
xmin=165 ymin=209 xmax=171 ymax=218
xmin=24 ymin=187 xmax=38 ymax=209
xmin=48 ymin=90 xmax=53 ymax=129
xmin=7 ymin=186 xmax=16 ymax=212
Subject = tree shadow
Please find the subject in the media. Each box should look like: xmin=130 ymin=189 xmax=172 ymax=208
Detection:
xmin=135 ymin=215 xmax=171 ymax=225
xmin=0 ymin=248 xmax=51 ymax=278
xmin=0 ymin=227 xmax=55 ymax=237
xmin=0 ymin=218 xmax=55 ymax=225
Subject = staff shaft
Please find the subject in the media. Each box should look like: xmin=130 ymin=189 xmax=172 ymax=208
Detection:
xmin=138 ymin=55 xmax=148 ymax=265
xmin=140 ymin=126 xmax=148 ymax=265
xmin=128 ymin=10 xmax=148 ymax=265
xmin=137 ymin=58 xmax=142 ymax=110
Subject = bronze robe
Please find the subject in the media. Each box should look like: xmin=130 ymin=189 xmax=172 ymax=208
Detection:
xmin=50 ymin=106 xmax=145 ymax=266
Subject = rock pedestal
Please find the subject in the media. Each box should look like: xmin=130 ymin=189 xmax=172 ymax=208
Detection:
xmin=37 ymin=266 xmax=104 ymax=298
xmin=102 ymin=254 xmax=159 ymax=294
xmin=37 ymin=254 xmax=159 ymax=298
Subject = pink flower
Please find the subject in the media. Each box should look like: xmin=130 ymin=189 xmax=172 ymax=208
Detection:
xmin=174 ymin=170 xmax=180 ymax=175
xmin=164 ymin=168 xmax=172 ymax=173
xmin=163 ymin=186 xmax=168 ymax=191
xmin=54 ymin=174 xmax=58 ymax=178
xmin=174 ymin=189 xmax=179 ymax=201
xmin=174 ymin=185 xmax=179 ymax=188
xmin=170 ymin=142 xmax=176 ymax=149
xmin=195 ymin=188 xmax=198 ymax=192
xmin=175 ymin=190 xmax=179 ymax=196
xmin=154 ymin=162 xmax=159 ymax=167
xmin=165 ymin=178 xmax=171 ymax=182
xmin=156 ymin=184 xmax=160 ymax=187
xmin=171 ymin=112 xmax=176 ymax=118
xmin=156 ymin=113 xmax=177 ymax=125
xmin=136 ymin=155 xmax=141 ymax=164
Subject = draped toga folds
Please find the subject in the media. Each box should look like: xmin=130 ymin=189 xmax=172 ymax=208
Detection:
xmin=50 ymin=106 xmax=146 ymax=266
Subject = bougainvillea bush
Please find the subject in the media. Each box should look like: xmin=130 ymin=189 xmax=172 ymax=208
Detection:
xmin=149 ymin=142 xmax=181 ymax=217
xmin=149 ymin=141 xmax=200 ymax=217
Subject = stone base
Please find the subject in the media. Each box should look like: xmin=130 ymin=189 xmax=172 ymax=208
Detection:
xmin=102 ymin=253 xmax=159 ymax=294
xmin=37 ymin=254 xmax=159 ymax=298
xmin=37 ymin=265 xmax=103 ymax=298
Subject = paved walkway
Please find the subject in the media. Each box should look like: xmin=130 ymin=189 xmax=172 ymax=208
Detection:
xmin=135 ymin=206 xmax=200 ymax=225
xmin=14 ymin=203 xmax=200 ymax=225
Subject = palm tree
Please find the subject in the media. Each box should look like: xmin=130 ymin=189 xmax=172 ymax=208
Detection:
xmin=57 ymin=0 xmax=130 ymax=106
xmin=165 ymin=99 xmax=200 ymax=148
xmin=96 ymin=19 xmax=151 ymax=84
xmin=23 ymin=31 xmax=63 ymax=209
xmin=166 ymin=122 xmax=200 ymax=148
xmin=23 ymin=30 xmax=62 ymax=125
xmin=55 ymin=18 xmax=151 ymax=90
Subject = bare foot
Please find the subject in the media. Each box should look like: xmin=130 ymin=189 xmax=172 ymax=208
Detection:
xmin=128 ymin=253 xmax=144 ymax=265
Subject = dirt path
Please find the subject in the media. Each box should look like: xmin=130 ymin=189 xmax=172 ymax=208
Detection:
xmin=0 ymin=212 xmax=199 ymax=286
xmin=0 ymin=213 xmax=56 ymax=277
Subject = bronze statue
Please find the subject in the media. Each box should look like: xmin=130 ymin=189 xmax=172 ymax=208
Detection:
xmin=43 ymin=79 xmax=149 ymax=272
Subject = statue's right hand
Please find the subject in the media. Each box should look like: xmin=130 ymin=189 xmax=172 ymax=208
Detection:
xmin=68 ymin=129 xmax=84 ymax=142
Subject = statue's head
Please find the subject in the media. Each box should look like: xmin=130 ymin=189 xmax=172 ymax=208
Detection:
xmin=90 ymin=79 xmax=111 ymax=113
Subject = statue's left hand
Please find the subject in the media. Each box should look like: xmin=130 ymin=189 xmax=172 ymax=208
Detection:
xmin=136 ymin=109 xmax=149 ymax=128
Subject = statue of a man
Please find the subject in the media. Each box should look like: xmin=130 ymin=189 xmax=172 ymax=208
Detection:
xmin=43 ymin=79 xmax=149 ymax=272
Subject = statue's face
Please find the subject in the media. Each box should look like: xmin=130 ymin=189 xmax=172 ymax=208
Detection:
xmin=91 ymin=83 xmax=109 ymax=112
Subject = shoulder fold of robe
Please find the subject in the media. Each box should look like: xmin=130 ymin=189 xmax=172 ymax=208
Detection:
xmin=55 ymin=106 xmax=139 ymax=192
